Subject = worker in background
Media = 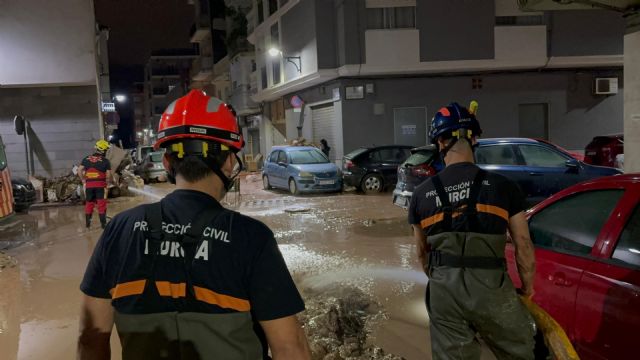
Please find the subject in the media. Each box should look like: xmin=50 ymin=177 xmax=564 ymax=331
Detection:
xmin=78 ymin=140 xmax=112 ymax=229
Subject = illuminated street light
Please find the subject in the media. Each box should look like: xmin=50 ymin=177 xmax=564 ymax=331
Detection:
xmin=268 ymin=47 xmax=281 ymax=57
xmin=268 ymin=47 xmax=301 ymax=73
xmin=136 ymin=131 xmax=143 ymax=137
xmin=114 ymin=94 xmax=127 ymax=103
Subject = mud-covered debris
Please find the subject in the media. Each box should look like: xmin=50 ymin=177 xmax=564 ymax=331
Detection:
xmin=300 ymin=286 xmax=405 ymax=360
xmin=0 ymin=252 xmax=17 ymax=270
xmin=285 ymin=207 xmax=311 ymax=214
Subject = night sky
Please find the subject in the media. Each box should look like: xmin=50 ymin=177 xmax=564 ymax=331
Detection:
xmin=94 ymin=0 xmax=195 ymax=147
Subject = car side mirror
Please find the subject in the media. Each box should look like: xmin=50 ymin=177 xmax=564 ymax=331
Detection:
xmin=565 ymin=159 xmax=579 ymax=172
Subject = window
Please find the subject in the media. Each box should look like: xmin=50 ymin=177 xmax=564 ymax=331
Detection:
xmin=370 ymin=148 xmax=406 ymax=163
xmin=257 ymin=0 xmax=264 ymax=24
xmin=518 ymin=145 xmax=568 ymax=167
xmin=273 ymin=61 xmax=281 ymax=85
xmin=270 ymin=23 xmax=279 ymax=49
xmin=529 ymin=190 xmax=624 ymax=255
xmin=261 ymin=66 xmax=267 ymax=89
xmin=277 ymin=151 xmax=288 ymax=164
xmin=366 ymin=7 xmax=416 ymax=30
xmin=289 ymin=149 xmax=329 ymax=164
xmin=475 ymin=145 xmax=519 ymax=165
xmin=269 ymin=0 xmax=278 ymax=15
xmin=251 ymin=60 xmax=257 ymax=72
xmin=612 ymin=204 xmax=640 ymax=268
xmin=150 ymin=152 xmax=163 ymax=162
xmin=269 ymin=151 xmax=279 ymax=163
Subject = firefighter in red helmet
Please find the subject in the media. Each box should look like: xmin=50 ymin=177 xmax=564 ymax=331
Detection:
xmin=78 ymin=90 xmax=311 ymax=360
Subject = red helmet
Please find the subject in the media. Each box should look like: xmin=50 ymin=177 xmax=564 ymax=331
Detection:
xmin=154 ymin=90 xmax=244 ymax=153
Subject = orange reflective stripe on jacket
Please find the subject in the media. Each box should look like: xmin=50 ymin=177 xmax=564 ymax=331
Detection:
xmin=109 ymin=280 xmax=251 ymax=312
xmin=420 ymin=203 xmax=510 ymax=230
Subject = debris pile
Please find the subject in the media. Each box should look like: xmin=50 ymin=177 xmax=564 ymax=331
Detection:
xmin=301 ymin=286 xmax=404 ymax=360
xmin=30 ymin=145 xmax=144 ymax=203
xmin=40 ymin=174 xmax=83 ymax=203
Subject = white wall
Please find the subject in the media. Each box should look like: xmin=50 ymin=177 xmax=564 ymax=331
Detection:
xmin=365 ymin=29 xmax=420 ymax=67
xmin=0 ymin=0 xmax=97 ymax=86
xmin=495 ymin=26 xmax=547 ymax=62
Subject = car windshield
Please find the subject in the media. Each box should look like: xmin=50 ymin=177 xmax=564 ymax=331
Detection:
xmin=140 ymin=147 xmax=154 ymax=159
xmin=289 ymin=149 xmax=329 ymax=164
xmin=404 ymin=151 xmax=436 ymax=167
xmin=150 ymin=152 xmax=163 ymax=162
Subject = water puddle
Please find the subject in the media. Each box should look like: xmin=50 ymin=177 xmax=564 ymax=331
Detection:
xmin=354 ymin=217 xmax=412 ymax=238
xmin=0 ymin=215 xmax=39 ymax=251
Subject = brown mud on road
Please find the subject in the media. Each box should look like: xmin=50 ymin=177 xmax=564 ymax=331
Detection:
xmin=0 ymin=177 xmax=499 ymax=359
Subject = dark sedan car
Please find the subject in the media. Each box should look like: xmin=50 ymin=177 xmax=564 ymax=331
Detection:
xmin=393 ymin=138 xmax=621 ymax=208
xmin=392 ymin=145 xmax=443 ymax=208
xmin=342 ymin=145 xmax=412 ymax=194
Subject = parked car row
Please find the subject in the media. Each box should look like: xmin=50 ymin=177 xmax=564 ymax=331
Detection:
xmin=260 ymin=136 xmax=623 ymax=203
xmin=393 ymin=138 xmax=621 ymax=208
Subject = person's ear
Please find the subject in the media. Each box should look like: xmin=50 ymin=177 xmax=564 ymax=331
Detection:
xmin=162 ymin=153 xmax=171 ymax=171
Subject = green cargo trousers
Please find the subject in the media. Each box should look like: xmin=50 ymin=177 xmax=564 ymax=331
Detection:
xmin=426 ymin=232 xmax=535 ymax=360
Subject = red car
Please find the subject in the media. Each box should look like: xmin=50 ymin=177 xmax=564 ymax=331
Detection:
xmin=584 ymin=134 xmax=624 ymax=168
xmin=506 ymin=174 xmax=640 ymax=359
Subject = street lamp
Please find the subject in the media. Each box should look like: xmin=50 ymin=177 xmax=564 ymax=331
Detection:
xmin=268 ymin=47 xmax=301 ymax=73
xmin=114 ymin=94 xmax=127 ymax=103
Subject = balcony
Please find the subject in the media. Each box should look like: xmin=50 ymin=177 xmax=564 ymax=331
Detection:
xmin=229 ymin=85 xmax=259 ymax=116
xmin=191 ymin=56 xmax=214 ymax=82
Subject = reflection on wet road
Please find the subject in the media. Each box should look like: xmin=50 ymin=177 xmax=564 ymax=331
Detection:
xmin=0 ymin=182 xmax=498 ymax=359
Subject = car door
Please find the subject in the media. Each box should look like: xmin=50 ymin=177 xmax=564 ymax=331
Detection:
xmin=573 ymin=189 xmax=640 ymax=359
xmin=516 ymin=144 xmax=588 ymax=201
xmin=474 ymin=143 xmax=534 ymax=199
xmin=275 ymin=150 xmax=290 ymax=187
xmin=373 ymin=147 xmax=407 ymax=186
xmin=521 ymin=189 xmax=625 ymax=341
xmin=264 ymin=151 xmax=279 ymax=187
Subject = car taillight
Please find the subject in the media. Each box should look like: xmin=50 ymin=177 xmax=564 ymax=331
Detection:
xmin=411 ymin=164 xmax=435 ymax=177
xmin=344 ymin=160 xmax=354 ymax=170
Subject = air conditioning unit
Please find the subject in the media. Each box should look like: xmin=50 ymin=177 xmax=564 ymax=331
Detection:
xmin=594 ymin=77 xmax=618 ymax=95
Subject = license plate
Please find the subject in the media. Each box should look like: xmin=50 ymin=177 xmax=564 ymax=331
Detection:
xmin=318 ymin=180 xmax=335 ymax=185
xmin=394 ymin=196 xmax=408 ymax=207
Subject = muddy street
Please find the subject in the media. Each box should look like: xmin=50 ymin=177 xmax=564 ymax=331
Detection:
xmin=0 ymin=176 xmax=498 ymax=360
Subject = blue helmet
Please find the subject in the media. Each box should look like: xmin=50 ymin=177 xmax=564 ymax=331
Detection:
xmin=429 ymin=102 xmax=482 ymax=144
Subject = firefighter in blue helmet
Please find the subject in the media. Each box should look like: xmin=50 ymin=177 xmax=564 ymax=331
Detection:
xmin=408 ymin=101 xmax=536 ymax=359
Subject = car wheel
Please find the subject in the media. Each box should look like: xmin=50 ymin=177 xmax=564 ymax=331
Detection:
xmin=288 ymin=178 xmax=299 ymax=195
xmin=361 ymin=174 xmax=383 ymax=194
xmin=263 ymin=175 xmax=272 ymax=190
